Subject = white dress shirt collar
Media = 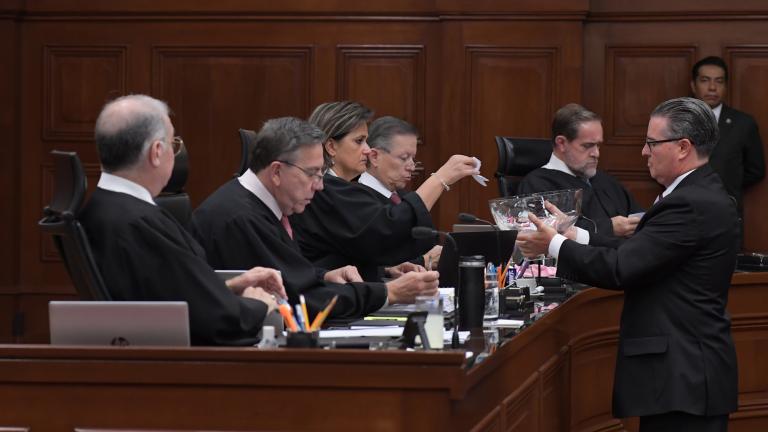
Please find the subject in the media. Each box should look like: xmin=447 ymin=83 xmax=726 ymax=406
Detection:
xmin=326 ymin=168 xmax=339 ymax=177
xmin=542 ymin=153 xmax=577 ymax=177
xmin=712 ymin=104 xmax=723 ymax=122
xmin=661 ymin=168 xmax=696 ymax=199
xmin=358 ymin=171 xmax=393 ymax=198
xmin=237 ymin=169 xmax=282 ymax=220
xmin=97 ymin=172 xmax=155 ymax=205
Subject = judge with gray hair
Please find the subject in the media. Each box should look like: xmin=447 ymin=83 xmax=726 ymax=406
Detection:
xmin=80 ymin=94 xmax=286 ymax=346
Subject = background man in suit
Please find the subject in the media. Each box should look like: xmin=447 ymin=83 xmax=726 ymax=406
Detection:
xmin=518 ymin=103 xmax=644 ymax=241
xmin=80 ymin=94 xmax=286 ymax=346
xmin=517 ymin=97 xmax=739 ymax=431
xmin=191 ymin=117 xmax=439 ymax=321
xmin=691 ymin=56 xmax=765 ymax=243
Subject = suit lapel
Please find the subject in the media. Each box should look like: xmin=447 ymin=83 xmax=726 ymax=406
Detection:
xmin=715 ymin=105 xmax=734 ymax=155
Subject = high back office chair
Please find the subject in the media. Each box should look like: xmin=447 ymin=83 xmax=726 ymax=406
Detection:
xmin=39 ymin=151 xmax=112 ymax=301
xmin=236 ymin=128 xmax=257 ymax=177
xmin=494 ymin=136 xmax=552 ymax=197
xmin=155 ymin=139 xmax=191 ymax=228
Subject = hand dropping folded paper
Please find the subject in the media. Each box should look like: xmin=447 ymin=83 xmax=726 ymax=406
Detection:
xmin=472 ymin=157 xmax=489 ymax=187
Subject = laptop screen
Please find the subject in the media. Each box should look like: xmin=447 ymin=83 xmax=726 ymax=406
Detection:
xmin=49 ymin=301 xmax=190 ymax=347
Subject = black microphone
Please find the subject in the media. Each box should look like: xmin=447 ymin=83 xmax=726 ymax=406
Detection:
xmin=411 ymin=227 xmax=460 ymax=348
xmin=457 ymin=212 xmax=502 ymax=267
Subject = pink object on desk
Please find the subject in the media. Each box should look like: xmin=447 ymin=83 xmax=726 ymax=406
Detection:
xmin=515 ymin=264 xmax=557 ymax=278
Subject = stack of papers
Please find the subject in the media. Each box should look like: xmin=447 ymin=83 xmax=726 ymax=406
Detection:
xmin=319 ymin=328 xmax=470 ymax=343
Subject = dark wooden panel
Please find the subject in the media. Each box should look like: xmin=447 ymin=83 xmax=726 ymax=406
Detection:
xmin=0 ymin=295 xmax=17 ymax=343
xmin=43 ymin=45 xmax=127 ymax=142
xmin=337 ymin=45 xmax=425 ymax=129
xmin=153 ymin=46 xmax=313 ymax=205
xmin=0 ymin=17 xmax=19 ymax=291
xmin=540 ymin=348 xmax=569 ymax=432
xmin=17 ymin=293 xmax=78 ymax=343
xmin=470 ymin=406 xmax=501 ymax=432
xmin=605 ymin=46 xmax=696 ymax=143
xmin=502 ymin=373 xmax=539 ymax=432
xmin=464 ymin=46 xmax=559 ymax=221
xmin=569 ymin=331 xmax=619 ymax=430
xmin=726 ymin=46 xmax=768 ymax=252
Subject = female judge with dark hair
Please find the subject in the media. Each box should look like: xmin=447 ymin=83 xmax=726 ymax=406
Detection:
xmin=290 ymin=100 xmax=478 ymax=281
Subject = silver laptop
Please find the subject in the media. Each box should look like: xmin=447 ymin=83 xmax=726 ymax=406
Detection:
xmin=49 ymin=301 xmax=190 ymax=347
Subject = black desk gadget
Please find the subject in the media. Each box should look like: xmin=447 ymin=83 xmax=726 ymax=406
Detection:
xmin=437 ymin=230 xmax=518 ymax=289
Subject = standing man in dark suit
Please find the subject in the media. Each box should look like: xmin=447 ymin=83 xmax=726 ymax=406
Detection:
xmin=517 ymin=97 xmax=739 ymax=431
xmin=691 ymin=56 xmax=765 ymax=241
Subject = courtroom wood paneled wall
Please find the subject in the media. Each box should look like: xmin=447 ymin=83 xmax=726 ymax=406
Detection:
xmin=2 ymin=1 xmax=768 ymax=342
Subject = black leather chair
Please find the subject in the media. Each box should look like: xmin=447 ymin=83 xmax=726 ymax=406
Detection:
xmin=155 ymin=139 xmax=191 ymax=228
xmin=39 ymin=150 xmax=111 ymax=300
xmin=494 ymin=137 xmax=552 ymax=197
xmin=236 ymin=128 xmax=257 ymax=177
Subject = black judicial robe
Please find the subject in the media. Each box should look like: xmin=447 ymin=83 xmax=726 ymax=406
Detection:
xmin=189 ymin=179 xmax=388 ymax=320
xmin=79 ymin=188 xmax=267 ymax=346
xmin=290 ymin=173 xmax=436 ymax=281
xmin=518 ymin=168 xmax=644 ymax=236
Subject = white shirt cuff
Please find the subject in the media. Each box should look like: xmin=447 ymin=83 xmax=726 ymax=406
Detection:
xmin=574 ymin=227 xmax=590 ymax=245
xmin=549 ymin=234 xmax=568 ymax=260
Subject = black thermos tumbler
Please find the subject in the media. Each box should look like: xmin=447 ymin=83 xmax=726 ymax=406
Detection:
xmin=458 ymin=255 xmax=485 ymax=330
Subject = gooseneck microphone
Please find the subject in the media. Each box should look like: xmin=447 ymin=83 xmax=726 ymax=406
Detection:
xmin=457 ymin=212 xmax=502 ymax=268
xmin=411 ymin=227 xmax=460 ymax=348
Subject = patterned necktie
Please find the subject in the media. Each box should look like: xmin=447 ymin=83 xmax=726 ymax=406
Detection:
xmin=390 ymin=192 xmax=402 ymax=204
xmin=281 ymin=215 xmax=293 ymax=239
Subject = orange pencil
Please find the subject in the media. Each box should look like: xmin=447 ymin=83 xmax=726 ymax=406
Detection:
xmin=309 ymin=295 xmax=338 ymax=331
xmin=299 ymin=294 xmax=310 ymax=331
xmin=278 ymin=303 xmax=299 ymax=332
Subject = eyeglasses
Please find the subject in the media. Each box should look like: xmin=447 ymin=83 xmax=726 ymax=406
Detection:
xmin=169 ymin=136 xmax=184 ymax=156
xmin=277 ymin=160 xmax=324 ymax=183
xmin=379 ymin=148 xmax=416 ymax=167
xmin=644 ymin=137 xmax=684 ymax=148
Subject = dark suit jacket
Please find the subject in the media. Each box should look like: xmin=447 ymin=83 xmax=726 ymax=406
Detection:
xmin=709 ymin=104 xmax=765 ymax=212
xmin=556 ymin=164 xmax=739 ymax=417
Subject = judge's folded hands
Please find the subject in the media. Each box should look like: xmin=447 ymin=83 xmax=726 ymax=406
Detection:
xmin=385 ymin=261 xmax=426 ymax=278
xmin=385 ymin=270 xmax=440 ymax=304
xmin=241 ymin=286 xmax=279 ymax=313
xmin=225 ymin=267 xmax=287 ymax=300
xmin=324 ymin=265 xmax=364 ymax=283
xmin=515 ymin=213 xmax=559 ymax=259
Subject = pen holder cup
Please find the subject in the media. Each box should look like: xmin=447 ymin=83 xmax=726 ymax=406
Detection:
xmin=286 ymin=331 xmax=319 ymax=348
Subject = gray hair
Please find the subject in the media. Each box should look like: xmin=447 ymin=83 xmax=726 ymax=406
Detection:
xmin=551 ymin=103 xmax=601 ymax=144
xmin=249 ymin=117 xmax=326 ymax=173
xmin=367 ymin=116 xmax=419 ymax=152
xmin=94 ymin=94 xmax=170 ymax=172
xmin=651 ymin=97 xmax=719 ymax=157
xmin=308 ymin=101 xmax=373 ymax=170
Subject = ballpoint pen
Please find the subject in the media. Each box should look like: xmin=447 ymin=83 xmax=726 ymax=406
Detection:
xmin=516 ymin=259 xmax=531 ymax=280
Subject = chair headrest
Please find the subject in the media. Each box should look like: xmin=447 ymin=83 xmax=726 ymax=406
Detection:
xmin=237 ymin=128 xmax=257 ymax=176
xmin=47 ymin=150 xmax=87 ymax=217
xmin=162 ymin=140 xmax=189 ymax=194
xmin=495 ymin=137 xmax=552 ymax=177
